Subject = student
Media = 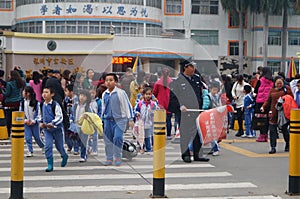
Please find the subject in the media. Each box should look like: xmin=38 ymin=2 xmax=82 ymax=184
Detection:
xmin=20 ymin=86 xmax=44 ymax=157
xmin=242 ymin=85 xmax=256 ymax=138
xmin=40 ymin=86 xmax=68 ymax=172
xmin=209 ymin=83 xmax=222 ymax=156
xmin=64 ymin=84 xmax=79 ymax=154
xmin=87 ymin=87 xmax=99 ymax=155
xmin=134 ymin=87 xmax=158 ymax=154
xmin=102 ymin=73 xmax=134 ymax=166
xmin=72 ymin=89 xmax=92 ymax=162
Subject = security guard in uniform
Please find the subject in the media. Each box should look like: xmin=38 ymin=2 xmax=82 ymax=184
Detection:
xmin=168 ymin=61 xmax=209 ymax=163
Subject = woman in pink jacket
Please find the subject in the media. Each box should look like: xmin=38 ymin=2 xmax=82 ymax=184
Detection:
xmin=253 ymin=67 xmax=274 ymax=142
xmin=153 ymin=67 xmax=173 ymax=139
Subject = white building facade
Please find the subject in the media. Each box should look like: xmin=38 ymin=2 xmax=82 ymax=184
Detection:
xmin=0 ymin=0 xmax=300 ymax=76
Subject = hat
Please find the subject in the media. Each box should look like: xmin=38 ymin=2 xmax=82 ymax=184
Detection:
xmin=52 ymin=70 xmax=60 ymax=74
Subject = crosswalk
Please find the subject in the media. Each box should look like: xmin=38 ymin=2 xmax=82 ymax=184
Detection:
xmin=0 ymin=136 xmax=282 ymax=199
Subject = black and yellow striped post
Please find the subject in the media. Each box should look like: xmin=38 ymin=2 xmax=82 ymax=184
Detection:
xmin=288 ymin=109 xmax=300 ymax=195
xmin=151 ymin=109 xmax=167 ymax=198
xmin=10 ymin=111 xmax=25 ymax=199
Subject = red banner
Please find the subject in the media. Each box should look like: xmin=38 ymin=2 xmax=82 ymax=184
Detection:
xmin=196 ymin=106 xmax=228 ymax=145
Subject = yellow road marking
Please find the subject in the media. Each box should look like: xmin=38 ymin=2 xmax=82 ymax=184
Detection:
xmin=219 ymin=142 xmax=289 ymax=158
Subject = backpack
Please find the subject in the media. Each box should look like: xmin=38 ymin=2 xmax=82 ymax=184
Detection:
xmin=41 ymin=100 xmax=70 ymax=130
xmin=282 ymin=95 xmax=298 ymax=120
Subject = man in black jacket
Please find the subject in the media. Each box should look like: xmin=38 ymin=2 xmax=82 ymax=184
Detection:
xmin=168 ymin=61 xmax=209 ymax=163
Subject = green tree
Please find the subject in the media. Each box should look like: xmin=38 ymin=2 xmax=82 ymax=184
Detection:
xmin=221 ymin=0 xmax=252 ymax=75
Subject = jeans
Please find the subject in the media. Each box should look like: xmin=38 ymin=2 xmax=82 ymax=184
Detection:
xmin=78 ymin=130 xmax=89 ymax=160
xmin=103 ymin=118 xmax=127 ymax=160
xmin=144 ymin=128 xmax=153 ymax=151
xmin=25 ymin=122 xmax=44 ymax=153
xmin=88 ymin=131 xmax=98 ymax=153
xmin=211 ymin=140 xmax=220 ymax=152
xmin=44 ymin=127 xmax=67 ymax=159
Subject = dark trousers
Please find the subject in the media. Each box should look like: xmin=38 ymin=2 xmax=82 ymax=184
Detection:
xmin=236 ymin=107 xmax=244 ymax=134
xmin=4 ymin=102 xmax=20 ymax=137
xmin=179 ymin=112 xmax=201 ymax=158
xmin=269 ymin=123 xmax=289 ymax=148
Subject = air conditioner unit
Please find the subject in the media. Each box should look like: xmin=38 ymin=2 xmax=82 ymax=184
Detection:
xmin=0 ymin=36 xmax=6 ymax=49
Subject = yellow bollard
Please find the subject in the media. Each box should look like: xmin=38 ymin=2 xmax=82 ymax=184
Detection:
xmin=10 ymin=111 xmax=24 ymax=199
xmin=151 ymin=109 xmax=167 ymax=198
xmin=288 ymin=109 xmax=300 ymax=195
xmin=0 ymin=108 xmax=8 ymax=140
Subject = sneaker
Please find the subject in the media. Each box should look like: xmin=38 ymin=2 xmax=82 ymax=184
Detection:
xmin=114 ymin=159 xmax=122 ymax=166
xmin=79 ymin=158 xmax=86 ymax=163
xmin=92 ymin=152 xmax=98 ymax=156
xmin=103 ymin=160 xmax=113 ymax=166
xmin=166 ymin=136 xmax=172 ymax=140
xmin=67 ymin=148 xmax=72 ymax=153
xmin=26 ymin=151 xmax=33 ymax=157
xmin=212 ymin=151 xmax=220 ymax=156
xmin=73 ymin=152 xmax=79 ymax=155
xmin=241 ymin=134 xmax=247 ymax=138
xmin=247 ymin=135 xmax=254 ymax=138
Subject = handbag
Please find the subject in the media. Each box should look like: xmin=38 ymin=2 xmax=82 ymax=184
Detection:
xmin=252 ymin=113 xmax=268 ymax=130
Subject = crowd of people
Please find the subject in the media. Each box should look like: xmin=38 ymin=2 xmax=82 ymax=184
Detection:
xmin=0 ymin=61 xmax=299 ymax=171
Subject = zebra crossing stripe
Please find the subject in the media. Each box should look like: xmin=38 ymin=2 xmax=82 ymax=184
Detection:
xmin=171 ymin=196 xmax=282 ymax=199
xmin=0 ymin=163 xmax=214 ymax=172
xmin=0 ymin=172 xmax=231 ymax=182
xmin=0 ymin=182 xmax=257 ymax=193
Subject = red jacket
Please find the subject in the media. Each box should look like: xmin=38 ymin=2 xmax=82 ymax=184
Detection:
xmin=153 ymin=77 xmax=172 ymax=113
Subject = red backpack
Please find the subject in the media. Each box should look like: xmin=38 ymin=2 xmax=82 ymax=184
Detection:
xmin=282 ymin=95 xmax=298 ymax=120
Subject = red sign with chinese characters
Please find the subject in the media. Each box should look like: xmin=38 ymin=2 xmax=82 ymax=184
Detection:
xmin=196 ymin=106 xmax=228 ymax=145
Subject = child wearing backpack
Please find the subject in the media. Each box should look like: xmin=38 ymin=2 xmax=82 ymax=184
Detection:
xmin=64 ymin=84 xmax=79 ymax=154
xmin=102 ymin=73 xmax=134 ymax=166
xmin=20 ymin=86 xmax=44 ymax=157
xmin=71 ymin=89 xmax=92 ymax=162
xmin=40 ymin=86 xmax=68 ymax=172
xmin=134 ymin=87 xmax=158 ymax=154
xmin=242 ymin=85 xmax=256 ymax=138
xmin=87 ymin=87 xmax=99 ymax=155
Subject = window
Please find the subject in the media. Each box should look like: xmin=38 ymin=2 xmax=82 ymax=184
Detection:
xmin=56 ymin=21 xmax=66 ymax=33
xmin=289 ymin=32 xmax=300 ymax=45
xmin=267 ymin=62 xmax=280 ymax=74
xmin=89 ymin=21 xmax=100 ymax=34
xmin=166 ymin=0 xmax=182 ymax=14
xmin=101 ymin=22 xmax=111 ymax=34
xmin=0 ymin=0 xmax=12 ymax=9
xmin=228 ymin=41 xmax=246 ymax=56
xmin=268 ymin=31 xmax=281 ymax=45
xmin=191 ymin=0 xmax=218 ymax=15
xmin=191 ymin=30 xmax=218 ymax=45
xmin=66 ymin=21 xmax=76 ymax=33
xmin=78 ymin=21 xmax=88 ymax=34
xmin=46 ymin=21 xmax=55 ymax=33
xmin=147 ymin=0 xmax=162 ymax=8
xmin=229 ymin=11 xmax=246 ymax=28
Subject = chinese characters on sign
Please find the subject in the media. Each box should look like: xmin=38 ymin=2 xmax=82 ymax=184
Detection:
xmin=112 ymin=57 xmax=133 ymax=64
xmin=40 ymin=4 xmax=149 ymax=18
xmin=33 ymin=57 xmax=74 ymax=66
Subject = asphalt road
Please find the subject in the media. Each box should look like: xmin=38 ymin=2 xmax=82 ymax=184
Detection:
xmin=0 ymin=129 xmax=298 ymax=199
